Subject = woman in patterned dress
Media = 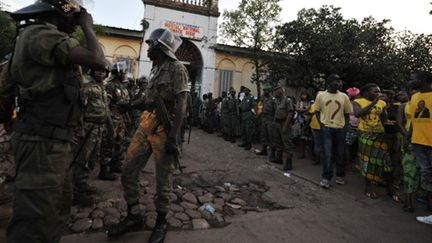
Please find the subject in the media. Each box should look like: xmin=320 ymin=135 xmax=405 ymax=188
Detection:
xmin=353 ymin=83 xmax=396 ymax=199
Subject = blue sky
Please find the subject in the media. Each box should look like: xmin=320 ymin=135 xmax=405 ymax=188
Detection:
xmin=4 ymin=0 xmax=432 ymax=33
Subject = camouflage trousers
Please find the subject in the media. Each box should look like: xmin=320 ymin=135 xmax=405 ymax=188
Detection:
xmin=241 ymin=112 xmax=255 ymax=145
xmin=270 ymin=121 xmax=294 ymax=155
xmin=226 ymin=113 xmax=238 ymax=138
xmin=7 ymin=133 xmax=73 ymax=243
xmin=121 ymin=110 xmax=176 ymax=214
xmin=260 ymin=116 xmax=273 ymax=145
xmin=102 ymin=114 xmax=126 ymax=165
xmin=73 ymin=123 xmax=105 ymax=188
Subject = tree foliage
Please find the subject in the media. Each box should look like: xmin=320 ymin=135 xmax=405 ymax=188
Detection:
xmin=220 ymin=0 xmax=281 ymax=97
xmin=72 ymin=24 xmax=107 ymax=46
xmin=0 ymin=8 xmax=16 ymax=59
xmin=270 ymin=5 xmax=432 ymax=90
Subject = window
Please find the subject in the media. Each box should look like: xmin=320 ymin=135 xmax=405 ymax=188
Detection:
xmin=219 ymin=70 xmax=233 ymax=96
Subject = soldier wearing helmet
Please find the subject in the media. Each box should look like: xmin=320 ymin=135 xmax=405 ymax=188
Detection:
xmin=102 ymin=61 xmax=131 ymax=173
xmin=73 ymin=64 xmax=116 ymax=207
xmin=107 ymin=28 xmax=190 ymax=243
xmin=5 ymin=0 xmax=105 ymax=242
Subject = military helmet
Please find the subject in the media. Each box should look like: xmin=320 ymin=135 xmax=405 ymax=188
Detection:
xmin=137 ymin=75 xmax=148 ymax=84
xmin=229 ymin=87 xmax=236 ymax=93
xmin=111 ymin=61 xmax=128 ymax=76
xmin=262 ymin=84 xmax=272 ymax=91
xmin=10 ymin=0 xmax=91 ymax=20
xmin=145 ymin=28 xmax=182 ymax=60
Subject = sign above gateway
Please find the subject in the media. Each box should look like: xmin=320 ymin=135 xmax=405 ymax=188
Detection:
xmin=162 ymin=20 xmax=203 ymax=40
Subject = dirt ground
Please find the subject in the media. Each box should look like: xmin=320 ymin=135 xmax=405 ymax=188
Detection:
xmin=2 ymin=128 xmax=432 ymax=242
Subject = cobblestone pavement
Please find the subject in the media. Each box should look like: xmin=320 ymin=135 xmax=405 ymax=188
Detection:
xmin=1 ymin=128 xmax=432 ymax=242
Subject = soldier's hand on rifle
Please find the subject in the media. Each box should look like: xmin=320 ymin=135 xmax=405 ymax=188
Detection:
xmin=165 ymin=136 xmax=179 ymax=155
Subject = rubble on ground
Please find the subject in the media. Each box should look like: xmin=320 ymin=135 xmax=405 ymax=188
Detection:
xmin=68 ymin=174 xmax=281 ymax=234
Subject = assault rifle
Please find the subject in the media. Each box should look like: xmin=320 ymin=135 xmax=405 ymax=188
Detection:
xmin=153 ymin=94 xmax=183 ymax=173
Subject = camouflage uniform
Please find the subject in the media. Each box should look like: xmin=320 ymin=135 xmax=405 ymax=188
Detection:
xmin=73 ymin=77 xmax=112 ymax=193
xmin=104 ymin=77 xmax=130 ymax=171
xmin=5 ymin=21 xmax=80 ymax=242
xmin=221 ymin=95 xmax=230 ymax=139
xmin=238 ymin=93 xmax=256 ymax=149
xmin=226 ymin=93 xmax=239 ymax=142
xmin=121 ymin=60 xmax=189 ymax=215
xmin=0 ymin=124 xmax=13 ymax=226
xmin=270 ymin=95 xmax=294 ymax=167
xmin=258 ymin=95 xmax=277 ymax=155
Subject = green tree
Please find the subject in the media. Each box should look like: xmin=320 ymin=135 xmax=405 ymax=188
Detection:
xmin=271 ymin=5 xmax=413 ymax=89
xmin=0 ymin=7 xmax=16 ymax=59
xmin=72 ymin=24 xmax=107 ymax=46
xmin=220 ymin=0 xmax=281 ymax=97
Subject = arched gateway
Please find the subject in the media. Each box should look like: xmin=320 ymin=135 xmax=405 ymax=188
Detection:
xmin=140 ymin=0 xmax=219 ymax=95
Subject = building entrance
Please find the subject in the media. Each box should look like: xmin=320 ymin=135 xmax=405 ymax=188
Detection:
xmin=176 ymin=39 xmax=203 ymax=94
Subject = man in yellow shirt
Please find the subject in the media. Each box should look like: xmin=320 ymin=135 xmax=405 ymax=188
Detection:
xmin=315 ymin=74 xmax=353 ymax=188
xmin=408 ymin=71 xmax=432 ymax=225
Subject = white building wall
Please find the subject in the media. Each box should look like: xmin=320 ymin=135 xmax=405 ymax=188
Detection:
xmin=140 ymin=4 xmax=218 ymax=95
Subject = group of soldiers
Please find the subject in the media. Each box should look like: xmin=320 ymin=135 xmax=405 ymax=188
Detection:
xmin=73 ymin=61 xmax=148 ymax=207
xmin=193 ymin=85 xmax=296 ymax=171
xmin=0 ymin=1 xmax=189 ymax=243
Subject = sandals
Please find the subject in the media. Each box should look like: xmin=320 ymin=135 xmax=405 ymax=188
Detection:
xmin=366 ymin=191 xmax=378 ymax=199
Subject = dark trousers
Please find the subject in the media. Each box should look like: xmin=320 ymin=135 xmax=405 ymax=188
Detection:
xmin=7 ymin=135 xmax=73 ymax=243
xmin=321 ymin=127 xmax=346 ymax=180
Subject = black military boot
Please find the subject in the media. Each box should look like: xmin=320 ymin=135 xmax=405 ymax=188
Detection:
xmin=238 ymin=143 xmax=246 ymax=147
xmin=149 ymin=212 xmax=167 ymax=243
xmin=98 ymin=165 xmax=117 ymax=181
xmin=274 ymin=150 xmax=283 ymax=164
xmin=230 ymin=136 xmax=236 ymax=143
xmin=72 ymin=187 xmax=95 ymax=207
xmin=269 ymin=148 xmax=276 ymax=163
xmin=106 ymin=205 xmax=143 ymax=237
xmin=109 ymin=159 xmax=123 ymax=173
xmin=283 ymin=153 xmax=293 ymax=171
xmin=244 ymin=143 xmax=252 ymax=150
xmin=256 ymin=145 xmax=267 ymax=156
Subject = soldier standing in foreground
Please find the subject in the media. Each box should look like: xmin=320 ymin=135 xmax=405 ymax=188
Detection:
xmin=270 ymin=85 xmax=295 ymax=170
xmin=238 ymin=87 xmax=256 ymax=150
xmin=107 ymin=28 xmax=189 ymax=243
xmin=4 ymin=1 xmax=105 ymax=242
xmin=256 ymin=85 xmax=277 ymax=157
xmin=73 ymin=67 xmax=117 ymax=206
xmin=104 ymin=62 xmax=131 ymax=173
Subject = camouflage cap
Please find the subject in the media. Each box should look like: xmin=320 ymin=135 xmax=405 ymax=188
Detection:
xmin=229 ymin=87 xmax=236 ymax=92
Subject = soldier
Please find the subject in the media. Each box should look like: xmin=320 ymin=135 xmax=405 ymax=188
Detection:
xmin=219 ymin=91 xmax=229 ymax=139
xmin=257 ymin=85 xmax=277 ymax=157
xmin=73 ymin=66 xmax=116 ymax=206
xmin=104 ymin=62 xmax=131 ymax=173
xmin=107 ymin=28 xmax=189 ymax=243
xmin=130 ymin=75 xmax=148 ymax=132
xmin=238 ymin=87 xmax=256 ymax=150
xmin=200 ymin=93 xmax=208 ymax=130
xmin=4 ymin=1 xmax=105 ymax=242
xmin=226 ymin=87 xmax=239 ymax=143
xmin=270 ymin=85 xmax=295 ymax=171
xmin=191 ymin=92 xmax=202 ymax=126
xmin=206 ymin=92 xmax=216 ymax=133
